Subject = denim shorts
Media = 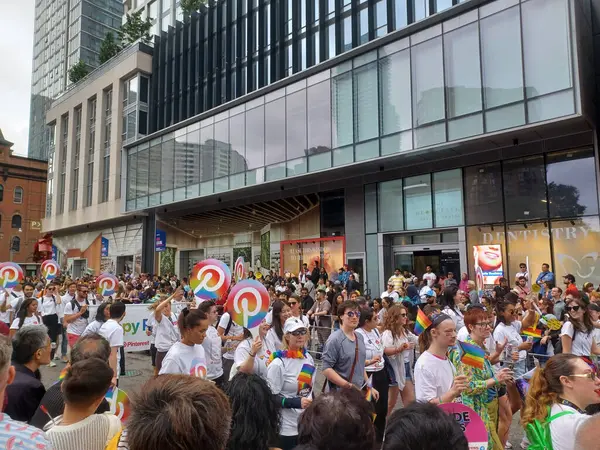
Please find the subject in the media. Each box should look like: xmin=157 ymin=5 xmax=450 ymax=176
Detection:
xmin=404 ymin=362 xmax=412 ymax=382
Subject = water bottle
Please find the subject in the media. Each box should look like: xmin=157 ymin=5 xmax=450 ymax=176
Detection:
xmin=505 ymin=343 xmax=515 ymax=370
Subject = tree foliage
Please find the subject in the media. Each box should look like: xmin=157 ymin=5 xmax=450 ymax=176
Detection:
xmin=119 ymin=10 xmax=153 ymax=46
xmin=99 ymin=32 xmax=121 ymax=64
xmin=180 ymin=0 xmax=208 ymax=16
xmin=68 ymin=60 xmax=89 ymax=84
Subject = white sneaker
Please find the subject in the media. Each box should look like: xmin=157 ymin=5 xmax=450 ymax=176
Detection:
xmin=505 ymin=442 xmax=513 ymax=449
xmin=49 ymin=361 xmax=57 ymax=367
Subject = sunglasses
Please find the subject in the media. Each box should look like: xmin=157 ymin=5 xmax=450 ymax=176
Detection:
xmin=475 ymin=322 xmax=493 ymax=328
xmin=288 ymin=302 xmax=298 ymax=306
xmin=565 ymin=305 xmax=581 ymax=312
xmin=290 ymin=328 xmax=308 ymax=336
xmin=400 ymin=313 xmax=408 ymax=317
xmin=568 ymin=372 xmax=597 ymax=381
xmin=79 ymin=290 xmax=89 ymax=295
xmin=346 ymin=311 xmax=361 ymax=318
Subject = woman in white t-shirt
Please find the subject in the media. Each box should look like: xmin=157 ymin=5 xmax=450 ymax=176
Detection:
xmin=81 ymin=303 xmax=110 ymax=338
xmin=234 ymin=320 xmax=271 ymax=380
xmin=263 ymin=300 xmax=293 ymax=355
xmin=356 ymin=307 xmax=388 ymax=442
xmin=414 ymin=313 xmax=467 ymax=404
xmin=267 ymin=317 xmax=316 ymax=450
xmin=522 ymin=354 xmax=600 ymax=450
xmin=439 ymin=286 xmax=466 ymax=331
xmin=10 ymin=297 xmax=41 ymax=337
xmin=560 ymin=296 xmax=600 ymax=358
xmin=0 ymin=291 xmax=11 ymax=327
xmin=381 ymin=304 xmax=417 ymax=415
xmin=159 ymin=308 xmax=209 ymax=378
xmin=197 ymin=300 xmax=225 ymax=386
xmin=152 ymin=291 xmax=181 ymax=375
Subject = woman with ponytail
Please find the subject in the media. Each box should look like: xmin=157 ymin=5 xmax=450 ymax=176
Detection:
xmin=522 ymin=354 xmax=600 ymax=450
xmin=414 ymin=313 xmax=468 ymax=404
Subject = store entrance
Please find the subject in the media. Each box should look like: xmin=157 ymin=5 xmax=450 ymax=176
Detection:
xmin=394 ymin=249 xmax=461 ymax=283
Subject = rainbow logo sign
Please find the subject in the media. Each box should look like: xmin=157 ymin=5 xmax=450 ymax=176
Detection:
xmin=190 ymin=259 xmax=231 ymax=301
xmin=96 ymin=273 xmax=119 ymax=296
xmin=105 ymin=386 xmax=131 ymax=423
xmin=234 ymin=256 xmax=245 ymax=282
xmin=41 ymin=259 xmax=60 ymax=281
xmin=225 ymin=279 xmax=269 ymax=329
xmin=190 ymin=357 xmax=207 ymax=379
xmin=0 ymin=262 xmax=23 ymax=290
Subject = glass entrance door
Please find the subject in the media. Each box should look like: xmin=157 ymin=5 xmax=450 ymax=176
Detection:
xmin=394 ymin=248 xmax=461 ymax=282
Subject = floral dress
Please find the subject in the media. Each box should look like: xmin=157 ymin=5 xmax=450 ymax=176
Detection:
xmin=449 ymin=335 xmax=500 ymax=450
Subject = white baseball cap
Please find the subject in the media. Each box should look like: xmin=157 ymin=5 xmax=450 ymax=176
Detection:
xmin=283 ymin=317 xmax=307 ymax=334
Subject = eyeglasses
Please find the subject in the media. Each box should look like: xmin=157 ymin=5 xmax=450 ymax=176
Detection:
xmin=565 ymin=305 xmax=581 ymax=312
xmin=288 ymin=302 xmax=298 ymax=306
xmin=475 ymin=322 xmax=493 ymax=328
xmin=400 ymin=313 xmax=408 ymax=317
xmin=345 ymin=311 xmax=361 ymax=318
xmin=568 ymin=372 xmax=597 ymax=381
xmin=290 ymin=329 xmax=308 ymax=337
xmin=79 ymin=290 xmax=89 ymax=295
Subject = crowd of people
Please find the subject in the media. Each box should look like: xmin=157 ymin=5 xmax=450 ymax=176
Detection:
xmin=1 ymin=261 xmax=600 ymax=449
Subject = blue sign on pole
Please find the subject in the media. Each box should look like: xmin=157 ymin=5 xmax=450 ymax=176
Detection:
xmin=101 ymin=237 xmax=109 ymax=257
xmin=155 ymin=230 xmax=166 ymax=252
xmin=51 ymin=245 xmax=57 ymax=260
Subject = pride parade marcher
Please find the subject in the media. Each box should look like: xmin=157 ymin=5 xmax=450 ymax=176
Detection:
xmin=98 ymin=302 xmax=126 ymax=386
xmin=10 ymin=296 xmax=41 ymax=337
xmin=63 ymin=284 xmax=91 ymax=347
xmin=233 ymin=320 xmax=270 ymax=380
xmin=38 ymin=283 xmax=62 ymax=366
xmin=153 ymin=291 xmax=181 ymax=374
xmin=198 ymin=300 xmax=225 ymax=386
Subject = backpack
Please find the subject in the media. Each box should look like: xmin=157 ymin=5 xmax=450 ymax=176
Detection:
xmin=524 ymin=406 xmax=574 ymax=450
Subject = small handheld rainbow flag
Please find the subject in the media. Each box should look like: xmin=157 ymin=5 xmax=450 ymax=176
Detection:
xmin=458 ymin=340 xmax=485 ymax=370
xmin=364 ymin=375 xmax=373 ymax=402
xmin=414 ymin=308 xmax=432 ymax=336
xmin=521 ymin=327 xmax=543 ymax=339
xmin=297 ymin=364 xmax=316 ymax=392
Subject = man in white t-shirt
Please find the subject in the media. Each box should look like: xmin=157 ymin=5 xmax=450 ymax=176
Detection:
xmin=99 ymin=301 xmax=126 ymax=385
xmin=422 ymin=266 xmax=437 ymax=288
xmin=63 ymin=284 xmax=90 ymax=349
xmin=217 ymin=312 xmax=244 ymax=380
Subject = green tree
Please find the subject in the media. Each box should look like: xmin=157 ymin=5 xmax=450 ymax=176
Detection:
xmin=180 ymin=0 xmax=208 ymax=16
xmin=119 ymin=10 xmax=153 ymax=46
xmin=68 ymin=60 xmax=89 ymax=84
xmin=99 ymin=32 xmax=121 ymax=64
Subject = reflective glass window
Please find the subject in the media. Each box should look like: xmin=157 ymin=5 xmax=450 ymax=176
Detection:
xmin=173 ymin=133 xmax=187 ymax=190
xmin=161 ymin=137 xmax=174 ymax=193
xmin=286 ymin=90 xmax=308 ymax=160
xmin=444 ymin=23 xmax=481 ymax=118
xmin=379 ymin=49 xmax=411 ymax=135
xmin=506 ymin=222 xmax=551 ymax=282
xmin=412 ymin=37 xmax=444 ymax=127
xmin=353 ymin=62 xmax=378 ymax=142
xmin=246 ymin=106 xmax=265 ymax=169
xmin=413 ymin=0 xmax=427 ymax=21
xmin=378 ymin=179 xmax=404 ymax=232
xmin=503 ymin=155 xmax=547 ymax=222
xmin=332 ymin=73 xmax=354 ymax=148
xmin=365 ymin=184 xmax=378 ymax=234
xmin=200 ymin=125 xmax=214 ymax=182
xmin=464 ymin=162 xmax=504 ymax=225
xmin=137 ymin=147 xmax=149 ymax=197
xmin=546 ymin=148 xmax=598 ymax=218
xmin=366 ymin=233 xmax=381 ymax=295
xmin=433 ymin=169 xmax=464 ymax=227
xmin=522 ymin=0 xmax=571 ymax=98
xmin=229 ymin=114 xmax=246 ymax=174
xmin=214 ymin=119 xmax=230 ymax=179
xmin=480 ymin=7 xmax=523 ymax=109
xmin=265 ymin=98 xmax=286 ymax=165
xmin=394 ymin=0 xmax=408 ymax=29
xmin=404 ymin=174 xmax=433 ymax=230
xmin=187 ymin=130 xmax=200 ymax=187
xmin=307 ymin=80 xmax=332 ymax=151
xmin=148 ymin=144 xmax=162 ymax=195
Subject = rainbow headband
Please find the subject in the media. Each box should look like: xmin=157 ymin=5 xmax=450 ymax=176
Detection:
xmin=267 ymin=348 xmax=307 ymax=365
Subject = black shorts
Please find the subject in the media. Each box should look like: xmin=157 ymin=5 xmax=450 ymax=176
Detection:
xmin=498 ymin=385 xmax=507 ymax=397
xmin=150 ymin=343 xmax=157 ymax=367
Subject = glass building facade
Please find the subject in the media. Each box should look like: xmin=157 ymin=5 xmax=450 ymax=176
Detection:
xmin=127 ymin=0 xmax=579 ymax=211
xmin=29 ymin=0 xmax=123 ymax=161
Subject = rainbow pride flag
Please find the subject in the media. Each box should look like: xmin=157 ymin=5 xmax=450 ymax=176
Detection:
xmin=414 ymin=308 xmax=432 ymax=336
xmin=459 ymin=340 xmax=485 ymax=370
xmin=364 ymin=375 xmax=373 ymax=402
xmin=297 ymin=364 xmax=315 ymax=392
xmin=521 ymin=327 xmax=543 ymax=339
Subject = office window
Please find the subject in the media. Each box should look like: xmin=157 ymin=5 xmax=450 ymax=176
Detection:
xmin=332 ymin=73 xmax=353 ymax=148
xmin=379 ymin=49 xmax=411 ymax=135
xmin=343 ymin=17 xmax=352 ymax=51
xmin=148 ymin=144 xmax=161 ymax=195
xmin=464 ymin=162 xmax=504 ymax=225
xmin=13 ymin=186 xmax=23 ymax=204
xmin=433 ymin=169 xmax=464 ymax=227
xmin=503 ymin=155 xmax=547 ymax=222
xmin=11 ymin=214 xmax=21 ymax=229
xmin=136 ymin=146 xmax=149 ymax=199
xmin=286 ymin=90 xmax=307 ymax=160
xmin=214 ymin=119 xmax=230 ymax=179
xmin=404 ymin=174 xmax=433 ymax=230
xmin=359 ymin=8 xmax=369 ymax=44
xmin=200 ymin=125 xmax=214 ymax=182
xmin=265 ymin=98 xmax=286 ymax=165
xmin=229 ymin=114 xmax=246 ymax=174
xmin=353 ymin=62 xmax=378 ymax=142
xmin=378 ymin=179 xmax=404 ymax=232
xmin=411 ymin=37 xmax=444 ymax=127
xmin=394 ymin=0 xmax=408 ymax=29
xmin=246 ymin=106 xmax=265 ymax=169
xmin=307 ymin=80 xmax=332 ymax=151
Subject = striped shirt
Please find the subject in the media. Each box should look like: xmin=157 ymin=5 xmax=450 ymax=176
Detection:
xmin=45 ymin=413 xmax=121 ymax=450
xmin=0 ymin=412 xmax=52 ymax=449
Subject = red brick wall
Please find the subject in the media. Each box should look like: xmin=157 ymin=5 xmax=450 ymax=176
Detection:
xmin=0 ymin=144 xmax=47 ymax=263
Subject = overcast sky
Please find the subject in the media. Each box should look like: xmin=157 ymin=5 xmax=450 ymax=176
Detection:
xmin=0 ymin=2 xmax=35 ymax=157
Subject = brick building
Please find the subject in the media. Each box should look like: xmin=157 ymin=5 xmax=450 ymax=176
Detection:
xmin=0 ymin=130 xmax=47 ymax=271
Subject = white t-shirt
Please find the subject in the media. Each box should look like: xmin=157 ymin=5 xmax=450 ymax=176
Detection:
xmin=423 ymin=272 xmax=436 ymax=287
xmin=63 ymin=299 xmax=89 ymax=336
xmin=560 ymin=321 xmax=595 ymax=357
xmin=99 ymin=319 xmax=124 ymax=378
xmin=154 ymin=312 xmax=180 ymax=353
xmin=381 ymin=290 xmax=399 ymax=303
xmin=218 ymin=312 xmax=244 ymax=360
xmin=457 ymin=326 xmax=496 ymax=355
xmin=548 ymin=403 xmax=590 ymax=450
xmin=414 ymin=351 xmax=456 ymax=403
xmin=38 ymin=295 xmax=59 ymax=316
xmin=443 ymin=307 xmax=464 ymax=331
xmin=292 ymin=314 xmax=310 ymax=328
xmin=263 ymin=328 xmax=284 ymax=355
xmin=0 ymin=293 xmax=11 ymax=324
xmin=267 ymin=353 xmax=316 ymax=436
xmin=234 ymin=338 xmax=269 ymax=380
xmin=201 ymin=326 xmax=224 ymax=380
xmin=493 ymin=321 xmax=526 ymax=361
xmin=146 ymin=314 xmax=156 ymax=344
xmin=10 ymin=315 xmax=41 ymax=330
xmin=356 ymin=328 xmax=385 ymax=372
xmin=82 ymin=320 xmax=104 ymax=338
xmin=159 ymin=341 xmax=207 ymax=378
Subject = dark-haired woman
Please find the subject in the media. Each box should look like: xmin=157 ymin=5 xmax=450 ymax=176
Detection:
xmin=414 ymin=313 xmax=467 ymax=404
xmin=356 ymin=307 xmax=388 ymax=442
xmin=522 ymin=354 xmax=600 ymax=450
xmin=159 ymin=308 xmax=209 ymax=378
xmin=153 ymin=290 xmax=181 ymax=374
xmin=82 ymin=302 xmax=110 ymax=337
xmin=234 ymin=320 xmax=271 ymax=380
xmin=44 ymin=358 xmax=121 ymax=450
xmin=560 ymin=295 xmax=600 ymax=358
xmin=198 ymin=300 xmax=225 ymax=385
xmin=439 ymin=286 xmax=466 ymax=331
xmin=9 ymin=297 xmax=41 ymax=337
xmin=225 ymin=373 xmax=281 ymax=450
xmin=264 ymin=300 xmax=292 ymax=355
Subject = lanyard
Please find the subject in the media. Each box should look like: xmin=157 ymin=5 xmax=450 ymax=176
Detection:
xmin=559 ymin=398 xmax=586 ymax=414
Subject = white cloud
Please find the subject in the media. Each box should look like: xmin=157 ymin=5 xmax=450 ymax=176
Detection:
xmin=0 ymin=1 xmax=35 ymax=156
